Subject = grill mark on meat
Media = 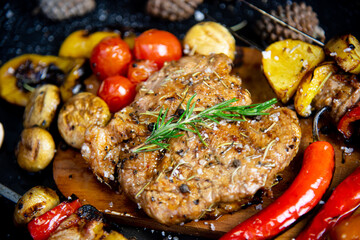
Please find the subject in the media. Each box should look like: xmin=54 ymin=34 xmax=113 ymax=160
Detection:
xmin=81 ymin=54 xmax=301 ymax=225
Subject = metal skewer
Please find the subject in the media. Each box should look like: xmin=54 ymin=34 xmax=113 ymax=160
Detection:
xmin=203 ymin=0 xmax=325 ymax=51
xmin=0 ymin=183 xmax=21 ymax=203
xmin=240 ymin=0 xmax=325 ymax=47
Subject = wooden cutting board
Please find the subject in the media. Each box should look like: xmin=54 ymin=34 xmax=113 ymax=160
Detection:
xmin=53 ymin=47 xmax=360 ymax=239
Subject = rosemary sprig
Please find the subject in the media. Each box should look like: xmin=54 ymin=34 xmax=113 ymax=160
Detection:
xmin=132 ymin=95 xmax=277 ymax=153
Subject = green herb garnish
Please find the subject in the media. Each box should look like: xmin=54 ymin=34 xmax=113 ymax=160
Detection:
xmin=132 ymin=95 xmax=277 ymax=153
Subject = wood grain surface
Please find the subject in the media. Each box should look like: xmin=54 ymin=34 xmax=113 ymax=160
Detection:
xmin=53 ymin=47 xmax=360 ymax=239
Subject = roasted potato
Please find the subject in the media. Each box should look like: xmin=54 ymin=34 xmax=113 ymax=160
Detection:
xmin=325 ymin=34 xmax=360 ymax=74
xmin=0 ymin=122 xmax=3 ymax=149
xmin=57 ymin=92 xmax=111 ymax=149
xmin=0 ymin=54 xmax=88 ymax=106
xmin=23 ymin=84 xmax=61 ymax=128
xmin=16 ymin=127 xmax=55 ymax=172
xmin=183 ymin=21 xmax=236 ymax=61
xmin=262 ymin=39 xmax=325 ymax=103
xmin=59 ymin=30 xmax=119 ymax=58
xmin=294 ymin=62 xmax=338 ymax=117
xmin=14 ymin=186 xmax=59 ymax=225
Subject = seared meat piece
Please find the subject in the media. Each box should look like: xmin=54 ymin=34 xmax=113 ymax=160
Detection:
xmin=48 ymin=205 xmax=127 ymax=240
xmin=313 ymin=73 xmax=360 ymax=122
xmin=82 ymin=53 xmax=251 ymax=186
xmin=81 ymin=54 xmax=301 ymax=224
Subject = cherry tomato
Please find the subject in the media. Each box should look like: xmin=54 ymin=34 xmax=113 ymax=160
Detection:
xmin=97 ymin=75 xmax=136 ymax=112
xmin=90 ymin=36 xmax=132 ymax=80
xmin=128 ymin=60 xmax=159 ymax=84
xmin=134 ymin=29 xmax=182 ymax=68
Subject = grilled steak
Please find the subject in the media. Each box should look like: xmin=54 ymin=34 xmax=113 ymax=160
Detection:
xmin=81 ymin=54 xmax=301 ymax=224
xmin=313 ymin=73 xmax=360 ymax=122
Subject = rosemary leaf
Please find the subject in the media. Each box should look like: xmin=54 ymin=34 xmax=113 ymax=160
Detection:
xmin=132 ymin=95 xmax=277 ymax=153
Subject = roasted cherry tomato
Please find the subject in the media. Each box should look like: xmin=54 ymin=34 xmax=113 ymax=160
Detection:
xmin=97 ymin=75 xmax=136 ymax=112
xmin=134 ymin=29 xmax=182 ymax=68
xmin=127 ymin=60 xmax=159 ymax=84
xmin=90 ymin=36 xmax=132 ymax=80
xmin=220 ymin=141 xmax=335 ymax=240
xmin=27 ymin=198 xmax=81 ymax=240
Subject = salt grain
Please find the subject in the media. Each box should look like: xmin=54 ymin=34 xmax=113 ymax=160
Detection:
xmin=262 ymin=50 xmax=271 ymax=59
xmin=341 ymin=146 xmax=354 ymax=154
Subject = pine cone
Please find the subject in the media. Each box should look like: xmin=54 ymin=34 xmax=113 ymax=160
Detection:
xmin=146 ymin=0 xmax=203 ymax=21
xmin=256 ymin=2 xmax=325 ymax=44
xmin=39 ymin=0 xmax=96 ymax=21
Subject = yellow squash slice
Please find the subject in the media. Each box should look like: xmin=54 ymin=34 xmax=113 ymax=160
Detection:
xmin=59 ymin=30 xmax=119 ymax=58
xmin=0 ymin=54 xmax=86 ymax=106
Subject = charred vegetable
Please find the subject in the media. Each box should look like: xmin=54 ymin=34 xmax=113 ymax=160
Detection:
xmin=59 ymin=30 xmax=119 ymax=58
xmin=14 ymin=186 xmax=60 ymax=226
xmin=294 ymin=62 xmax=338 ymax=117
xmin=23 ymin=84 xmax=61 ymax=129
xmin=0 ymin=54 xmax=88 ymax=106
xmin=183 ymin=21 xmax=236 ymax=61
xmin=44 ymin=205 xmax=128 ymax=240
xmin=28 ymin=198 xmax=82 ymax=240
xmin=16 ymin=127 xmax=55 ymax=172
xmin=325 ymin=34 xmax=360 ymax=74
xmin=57 ymin=92 xmax=111 ymax=149
xmin=262 ymin=39 xmax=325 ymax=103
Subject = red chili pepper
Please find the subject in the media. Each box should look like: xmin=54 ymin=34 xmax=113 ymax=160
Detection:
xmin=296 ymin=166 xmax=360 ymax=240
xmin=27 ymin=198 xmax=81 ymax=240
xmin=219 ymin=141 xmax=335 ymax=240
xmin=337 ymin=102 xmax=360 ymax=138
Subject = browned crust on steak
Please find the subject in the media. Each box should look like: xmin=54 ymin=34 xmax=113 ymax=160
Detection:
xmin=81 ymin=54 xmax=301 ymax=225
xmin=122 ymin=107 xmax=300 ymax=224
xmin=82 ymin=54 xmax=251 ymax=186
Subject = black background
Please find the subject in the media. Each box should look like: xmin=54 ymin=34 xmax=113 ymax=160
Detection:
xmin=0 ymin=0 xmax=360 ymax=239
